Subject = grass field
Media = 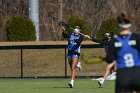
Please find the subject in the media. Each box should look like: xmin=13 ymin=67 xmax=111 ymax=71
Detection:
xmin=0 ymin=78 xmax=115 ymax=93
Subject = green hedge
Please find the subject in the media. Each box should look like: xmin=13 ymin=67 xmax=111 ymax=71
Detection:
xmin=6 ymin=16 xmax=36 ymax=41
xmin=66 ymin=16 xmax=90 ymax=35
xmin=96 ymin=18 xmax=119 ymax=39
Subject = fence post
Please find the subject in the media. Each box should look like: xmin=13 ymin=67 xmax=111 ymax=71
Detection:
xmin=21 ymin=49 xmax=23 ymax=78
xmin=64 ymin=47 xmax=67 ymax=78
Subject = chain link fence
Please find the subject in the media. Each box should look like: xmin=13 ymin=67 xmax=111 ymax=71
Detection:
xmin=0 ymin=44 xmax=106 ymax=78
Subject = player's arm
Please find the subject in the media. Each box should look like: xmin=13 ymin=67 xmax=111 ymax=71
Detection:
xmin=73 ymin=35 xmax=83 ymax=45
xmin=62 ymin=29 xmax=70 ymax=38
xmin=91 ymin=37 xmax=110 ymax=45
xmin=84 ymin=35 xmax=108 ymax=45
xmin=130 ymin=33 xmax=140 ymax=51
xmin=135 ymin=34 xmax=140 ymax=51
xmin=91 ymin=38 xmax=103 ymax=44
xmin=109 ymin=39 xmax=118 ymax=61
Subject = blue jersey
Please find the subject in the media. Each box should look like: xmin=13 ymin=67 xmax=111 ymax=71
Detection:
xmin=114 ymin=33 xmax=140 ymax=69
xmin=68 ymin=33 xmax=82 ymax=54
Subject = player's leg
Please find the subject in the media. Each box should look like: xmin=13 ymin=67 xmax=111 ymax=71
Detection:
xmin=97 ymin=61 xmax=116 ymax=87
xmin=97 ymin=65 xmax=112 ymax=87
xmin=133 ymin=67 xmax=140 ymax=93
xmin=103 ymin=61 xmax=116 ymax=79
xmin=71 ymin=57 xmax=78 ymax=79
xmin=68 ymin=54 xmax=79 ymax=88
xmin=68 ymin=55 xmax=72 ymax=69
xmin=68 ymin=55 xmax=73 ymax=88
xmin=115 ymin=68 xmax=132 ymax=93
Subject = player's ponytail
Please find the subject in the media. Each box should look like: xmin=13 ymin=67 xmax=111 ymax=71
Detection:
xmin=117 ymin=13 xmax=131 ymax=29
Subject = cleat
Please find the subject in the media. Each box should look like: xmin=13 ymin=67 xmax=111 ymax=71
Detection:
xmin=97 ymin=78 xmax=104 ymax=87
xmin=77 ymin=65 xmax=82 ymax=71
xmin=77 ymin=62 xmax=82 ymax=71
xmin=68 ymin=82 xmax=73 ymax=88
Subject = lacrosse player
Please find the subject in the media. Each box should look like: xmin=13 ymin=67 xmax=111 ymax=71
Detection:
xmin=110 ymin=13 xmax=140 ymax=93
xmin=84 ymin=32 xmax=116 ymax=87
xmin=62 ymin=25 xmax=83 ymax=88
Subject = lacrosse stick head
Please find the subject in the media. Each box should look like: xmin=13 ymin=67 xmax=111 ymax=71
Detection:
xmin=48 ymin=12 xmax=58 ymax=22
xmin=58 ymin=22 xmax=69 ymax=27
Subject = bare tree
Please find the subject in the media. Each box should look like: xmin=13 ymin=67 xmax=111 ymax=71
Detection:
xmin=0 ymin=0 xmax=28 ymax=41
xmin=0 ymin=0 xmax=140 ymax=41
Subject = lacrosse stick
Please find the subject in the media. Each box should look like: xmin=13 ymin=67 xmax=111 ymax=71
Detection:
xmin=48 ymin=12 xmax=87 ymax=36
xmin=48 ymin=12 xmax=68 ymax=30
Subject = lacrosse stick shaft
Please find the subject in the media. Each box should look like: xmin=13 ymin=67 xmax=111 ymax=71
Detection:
xmin=61 ymin=26 xmax=65 ymax=30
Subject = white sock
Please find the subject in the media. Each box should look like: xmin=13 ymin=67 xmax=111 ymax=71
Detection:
xmin=71 ymin=80 xmax=74 ymax=84
xmin=77 ymin=62 xmax=81 ymax=65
